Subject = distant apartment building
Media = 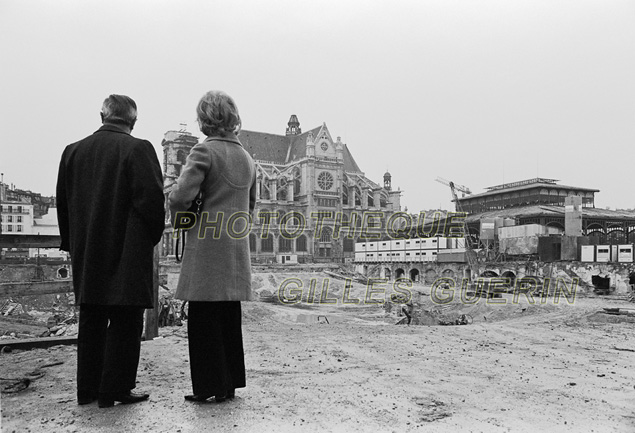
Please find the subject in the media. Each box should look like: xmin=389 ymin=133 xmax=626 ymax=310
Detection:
xmin=0 ymin=182 xmax=66 ymax=259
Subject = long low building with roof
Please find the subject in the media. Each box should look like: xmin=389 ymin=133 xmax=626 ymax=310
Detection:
xmin=457 ymin=178 xmax=635 ymax=244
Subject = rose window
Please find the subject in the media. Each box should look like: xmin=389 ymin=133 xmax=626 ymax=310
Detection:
xmin=317 ymin=171 xmax=334 ymax=190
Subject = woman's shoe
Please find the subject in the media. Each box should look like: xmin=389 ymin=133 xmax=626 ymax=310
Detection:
xmin=226 ymin=389 xmax=235 ymax=399
xmin=214 ymin=395 xmax=227 ymax=403
xmin=184 ymin=394 xmax=211 ymax=402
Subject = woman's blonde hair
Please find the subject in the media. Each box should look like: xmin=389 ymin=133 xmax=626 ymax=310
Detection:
xmin=196 ymin=90 xmax=241 ymax=137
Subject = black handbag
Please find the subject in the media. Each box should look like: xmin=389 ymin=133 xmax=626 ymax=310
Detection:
xmin=175 ymin=192 xmax=202 ymax=262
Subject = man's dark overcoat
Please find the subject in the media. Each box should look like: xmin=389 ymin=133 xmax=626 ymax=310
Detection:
xmin=56 ymin=124 xmax=165 ymax=307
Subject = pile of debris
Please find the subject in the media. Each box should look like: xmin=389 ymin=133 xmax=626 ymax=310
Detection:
xmin=0 ymin=300 xmax=25 ymax=317
xmin=39 ymin=313 xmax=78 ymax=337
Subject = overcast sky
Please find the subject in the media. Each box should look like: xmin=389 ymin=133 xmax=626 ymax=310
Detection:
xmin=1 ymin=0 xmax=634 ymax=212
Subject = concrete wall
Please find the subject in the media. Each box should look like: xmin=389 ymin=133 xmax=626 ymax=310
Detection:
xmin=360 ymin=261 xmax=635 ymax=296
xmin=0 ymin=264 xmax=71 ymax=282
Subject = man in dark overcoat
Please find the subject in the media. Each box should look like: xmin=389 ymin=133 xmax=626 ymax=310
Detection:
xmin=56 ymin=94 xmax=165 ymax=408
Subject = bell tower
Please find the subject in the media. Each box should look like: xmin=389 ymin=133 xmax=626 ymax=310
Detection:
xmin=285 ymin=114 xmax=301 ymax=136
xmin=383 ymin=171 xmax=392 ymax=191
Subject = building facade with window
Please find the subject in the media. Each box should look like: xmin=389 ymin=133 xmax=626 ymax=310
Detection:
xmin=0 ymin=202 xmax=32 ymax=236
xmin=0 ymin=182 xmax=66 ymax=259
xmin=161 ymin=116 xmax=402 ymax=263
xmin=457 ymin=178 xmax=635 ymax=245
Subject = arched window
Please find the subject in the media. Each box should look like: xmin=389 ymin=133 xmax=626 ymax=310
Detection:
xmin=296 ymin=235 xmax=307 ymax=252
xmin=320 ymin=226 xmax=332 ymax=243
xmin=261 ymin=181 xmax=270 ymax=200
xmin=279 ymin=237 xmax=292 ymax=252
xmin=249 ymin=234 xmax=257 ymax=252
xmin=261 ymin=236 xmax=274 ymax=252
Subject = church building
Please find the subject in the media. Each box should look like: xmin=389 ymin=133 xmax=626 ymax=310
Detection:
xmin=161 ymin=115 xmax=402 ymax=263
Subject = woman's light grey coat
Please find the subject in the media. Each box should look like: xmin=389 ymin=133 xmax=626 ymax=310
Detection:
xmin=169 ymin=134 xmax=256 ymax=302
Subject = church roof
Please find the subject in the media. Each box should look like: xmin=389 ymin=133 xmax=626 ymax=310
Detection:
xmin=239 ymin=130 xmax=289 ymax=164
xmin=342 ymin=144 xmax=361 ymax=173
xmin=464 ymin=205 xmax=635 ymax=223
xmin=239 ymin=123 xmax=362 ymax=173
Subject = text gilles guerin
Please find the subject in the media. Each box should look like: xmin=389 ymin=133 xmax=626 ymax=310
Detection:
xmin=172 ymin=209 xmax=579 ymax=305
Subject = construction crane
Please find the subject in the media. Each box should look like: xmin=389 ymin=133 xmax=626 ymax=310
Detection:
xmin=435 ymin=177 xmax=480 ymax=282
xmin=435 ymin=176 xmax=472 ymax=199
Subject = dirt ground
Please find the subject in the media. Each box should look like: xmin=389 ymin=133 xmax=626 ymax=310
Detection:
xmin=2 ymin=273 xmax=635 ymax=432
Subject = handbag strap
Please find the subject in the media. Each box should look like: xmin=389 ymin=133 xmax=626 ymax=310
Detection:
xmin=175 ymin=229 xmax=185 ymax=262
xmin=174 ymin=191 xmax=203 ymax=262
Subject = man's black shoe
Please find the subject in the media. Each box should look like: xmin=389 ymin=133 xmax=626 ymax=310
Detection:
xmin=77 ymin=391 xmax=98 ymax=405
xmin=98 ymin=391 xmax=149 ymax=408
xmin=184 ymin=394 xmax=212 ymax=402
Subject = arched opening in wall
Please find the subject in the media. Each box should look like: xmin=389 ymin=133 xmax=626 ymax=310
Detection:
xmin=425 ymin=269 xmax=437 ymax=284
xmin=279 ymin=237 xmax=292 ymax=252
xmin=320 ymin=226 xmax=333 ymax=243
xmin=57 ymin=267 xmax=69 ymax=279
xmin=480 ymin=270 xmax=498 ymax=278
xmin=261 ymin=236 xmax=274 ymax=252
xmin=249 ymin=234 xmax=257 ymax=252
xmin=342 ymin=185 xmax=349 ymax=206
xmin=441 ymin=269 xmax=455 ymax=283
xmin=367 ymin=192 xmax=374 ymax=207
xmin=177 ymin=149 xmax=188 ymax=165
xmin=409 ymin=268 xmax=420 ymax=282
xmin=384 ymin=268 xmax=391 ymax=280
xmin=501 ymin=271 xmax=516 ymax=288
xmin=464 ymin=268 xmax=471 ymax=280
xmin=278 ymin=186 xmax=287 ymax=201
xmin=354 ymin=187 xmax=362 ymax=207
xmin=395 ymin=268 xmax=405 ymax=279
xmin=628 ymin=231 xmax=635 ymax=243
xmin=546 ymin=221 xmax=564 ymax=232
xmin=318 ymin=227 xmax=333 ymax=258
xmin=296 ymin=235 xmax=307 ymax=252
xmin=587 ymin=230 xmax=606 ymax=244
xmin=607 ymin=230 xmax=626 ymax=244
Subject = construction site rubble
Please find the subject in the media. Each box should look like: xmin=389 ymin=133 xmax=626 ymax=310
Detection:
xmin=157 ymin=286 xmax=186 ymax=327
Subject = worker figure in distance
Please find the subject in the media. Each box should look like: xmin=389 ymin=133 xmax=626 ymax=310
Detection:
xmin=401 ymin=300 xmax=414 ymax=325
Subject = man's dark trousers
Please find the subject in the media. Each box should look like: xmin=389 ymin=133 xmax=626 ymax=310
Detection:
xmin=77 ymin=305 xmax=145 ymax=395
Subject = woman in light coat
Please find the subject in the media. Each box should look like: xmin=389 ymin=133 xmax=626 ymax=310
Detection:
xmin=169 ymin=90 xmax=256 ymax=402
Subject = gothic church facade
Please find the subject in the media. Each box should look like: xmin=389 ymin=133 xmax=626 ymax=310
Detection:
xmin=161 ymin=116 xmax=401 ymax=263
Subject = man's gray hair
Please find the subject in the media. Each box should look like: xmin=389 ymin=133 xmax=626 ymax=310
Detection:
xmin=101 ymin=94 xmax=137 ymax=128
xmin=196 ymin=91 xmax=241 ymax=137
